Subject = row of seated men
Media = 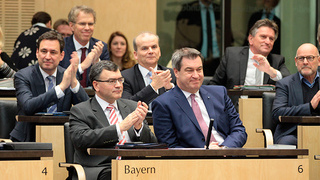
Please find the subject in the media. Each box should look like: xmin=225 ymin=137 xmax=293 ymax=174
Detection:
xmin=3 ymin=5 xmax=319 ymax=180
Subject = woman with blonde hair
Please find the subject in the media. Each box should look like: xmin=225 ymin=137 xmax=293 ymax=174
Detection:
xmin=0 ymin=27 xmax=17 ymax=78
xmin=107 ymin=31 xmax=136 ymax=70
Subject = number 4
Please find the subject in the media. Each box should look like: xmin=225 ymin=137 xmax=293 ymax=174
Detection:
xmin=42 ymin=167 xmax=48 ymax=175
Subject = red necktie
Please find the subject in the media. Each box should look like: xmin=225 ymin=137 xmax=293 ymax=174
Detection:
xmin=190 ymin=94 xmax=216 ymax=143
xmin=80 ymin=47 xmax=87 ymax=87
xmin=107 ymin=105 xmax=126 ymax=145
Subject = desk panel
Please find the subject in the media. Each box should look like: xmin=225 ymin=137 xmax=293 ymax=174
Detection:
xmin=112 ymin=158 xmax=308 ymax=180
xmin=239 ymin=98 xmax=264 ymax=148
xmin=298 ymin=125 xmax=320 ymax=180
xmin=0 ymin=160 xmax=53 ymax=180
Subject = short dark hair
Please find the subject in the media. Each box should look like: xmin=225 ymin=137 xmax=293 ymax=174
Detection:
xmin=31 ymin=11 xmax=51 ymax=25
xmin=37 ymin=31 xmax=65 ymax=52
xmin=89 ymin=61 xmax=119 ymax=86
xmin=172 ymin=47 xmax=203 ymax=71
xmin=249 ymin=19 xmax=279 ymax=40
xmin=53 ymin=19 xmax=69 ymax=30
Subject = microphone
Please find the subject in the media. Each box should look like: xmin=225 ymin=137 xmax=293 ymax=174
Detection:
xmin=205 ymin=118 xmax=214 ymax=149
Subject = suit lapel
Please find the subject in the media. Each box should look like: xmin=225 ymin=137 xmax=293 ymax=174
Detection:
xmin=173 ymin=87 xmax=203 ymax=133
xmin=117 ymin=99 xmax=135 ymax=138
xmin=33 ymin=65 xmax=46 ymax=96
xmin=91 ymin=97 xmax=110 ymax=126
xmin=291 ymin=73 xmax=304 ymax=104
xmin=56 ymin=67 xmax=65 ymax=111
xmin=199 ymin=87 xmax=216 ymax=121
xmin=239 ymin=47 xmax=249 ymax=85
xmin=134 ymin=64 xmax=147 ymax=90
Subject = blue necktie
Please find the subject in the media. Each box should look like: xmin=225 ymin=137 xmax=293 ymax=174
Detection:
xmin=147 ymin=71 xmax=152 ymax=85
xmin=47 ymin=76 xmax=57 ymax=113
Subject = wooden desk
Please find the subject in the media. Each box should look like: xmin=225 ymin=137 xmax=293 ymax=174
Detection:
xmin=0 ymin=150 xmax=53 ymax=179
xmin=88 ymin=148 xmax=309 ymax=180
xmin=18 ymin=115 xmax=69 ymax=180
xmin=228 ymin=90 xmax=275 ymax=148
xmin=279 ymin=116 xmax=320 ymax=180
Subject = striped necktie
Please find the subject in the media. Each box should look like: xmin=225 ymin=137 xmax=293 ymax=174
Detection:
xmin=107 ymin=105 xmax=126 ymax=145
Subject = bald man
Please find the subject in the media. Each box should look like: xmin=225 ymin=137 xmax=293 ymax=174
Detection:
xmin=272 ymin=43 xmax=320 ymax=145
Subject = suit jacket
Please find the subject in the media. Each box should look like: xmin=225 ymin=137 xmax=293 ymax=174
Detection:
xmin=209 ymin=46 xmax=290 ymax=107
xmin=121 ymin=64 xmax=176 ymax=105
xmin=59 ymin=35 xmax=109 ymax=87
xmin=69 ymin=97 xmax=157 ymax=180
xmin=12 ymin=25 xmax=52 ymax=69
xmin=10 ymin=64 xmax=89 ymax=142
xmin=152 ymin=85 xmax=247 ymax=148
xmin=272 ymin=73 xmax=316 ymax=143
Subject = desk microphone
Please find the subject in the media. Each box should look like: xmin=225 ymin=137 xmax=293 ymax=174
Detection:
xmin=205 ymin=118 xmax=214 ymax=149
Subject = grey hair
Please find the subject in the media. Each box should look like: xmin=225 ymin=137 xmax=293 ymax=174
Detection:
xmin=249 ymin=19 xmax=278 ymax=40
xmin=172 ymin=47 xmax=204 ymax=71
xmin=68 ymin=5 xmax=96 ymax=23
xmin=133 ymin=32 xmax=160 ymax=51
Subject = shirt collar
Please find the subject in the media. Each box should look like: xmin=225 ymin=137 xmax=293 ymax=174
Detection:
xmin=299 ymin=72 xmax=319 ymax=88
xmin=39 ymin=66 xmax=57 ymax=80
xmin=73 ymin=35 xmax=90 ymax=51
xmin=199 ymin=0 xmax=213 ymax=10
xmin=248 ymin=48 xmax=255 ymax=60
xmin=181 ymin=89 xmax=200 ymax=100
xmin=138 ymin=64 xmax=158 ymax=77
xmin=33 ymin=23 xmax=47 ymax=28
xmin=95 ymin=94 xmax=118 ymax=111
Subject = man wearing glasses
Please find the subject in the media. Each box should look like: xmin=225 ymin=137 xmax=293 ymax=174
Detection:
xmin=69 ymin=60 xmax=157 ymax=180
xmin=272 ymin=43 xmax=320 ymax=145
xmin=10 ymin=31 xmax=89 ymax=142
xmin=59 ymin=5 xmax=109 ymax=87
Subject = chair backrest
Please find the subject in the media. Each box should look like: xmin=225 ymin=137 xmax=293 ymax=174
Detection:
xmin=64 ymin=122 xmax=75 ymax=180
xmin=64 ymin=122 xmax=74 ymax=163
xmin=0 ymin=100 xmax=17 ymax=139
xmin=262 ymin=92 xmax=277 ymax=134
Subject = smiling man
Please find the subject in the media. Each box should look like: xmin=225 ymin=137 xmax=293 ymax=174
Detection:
xmin=121 ymin=32 xmax=176 ymax=105
xmin=59 ymin=5 xmax=109 ymax=87
xmin=69 ymin=60 xmax=157 ymax=180
xmin=10 ymin=31 xmax=89 ymax=142
xmin=273 ymin=43 xmax=320 ymax=146
xmin=152 ymin=47 xmax=247 ymax=148
xmin=209 ymin=19 xmax=290 ymax=107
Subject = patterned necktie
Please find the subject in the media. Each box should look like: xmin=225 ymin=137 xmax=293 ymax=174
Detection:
xmin=47 ymin=76 xmax=57 ymax=113
xmin=80 ymin=47 xmax=87 ymax=87
xmin=146 ymin=71 xmax=152 ymax=85
xmin=107 ymin=105 xmax=126 ymax=145
xmin=190 ymin=94 xmax=216 ymax=142
xmin=255 ymin=68 xmax=262 ymax=85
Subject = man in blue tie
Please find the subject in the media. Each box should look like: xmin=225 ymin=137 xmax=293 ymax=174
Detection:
xmin=152 ymin=47 xmax=247 ymax=148
xmin=10 ymin=31 xmax=91 ymax=142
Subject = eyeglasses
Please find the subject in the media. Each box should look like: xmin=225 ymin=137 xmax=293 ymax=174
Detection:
xmin=95 ymin=77 xmax=124 ymax=85
xmin=296 ymin=55 xmax=319 ymax=62
xmin=76 ymin=22 xmax=95 ymax=28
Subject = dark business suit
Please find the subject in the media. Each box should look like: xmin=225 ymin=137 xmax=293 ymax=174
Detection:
xmin=152 ymin=85 xmax=247 ymax=148
xmin=272 ymin=73 xmax=317 ymax=144
xmin=69 ymin=97 xmax=157 ymax=180
xmin=59 ymin=35 xmax=109 ymax=87
xmin=209 ymin=46 xmax=290 ymax=107
xmin=10 ymin=64 xmax=89 ymax=142
xmin=121 ymin=64 xmax=176 ymax=105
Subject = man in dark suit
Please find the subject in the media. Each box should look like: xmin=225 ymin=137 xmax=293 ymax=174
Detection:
xmin=70 ymin=61 xmax=157 ymax=180
xmin=209 ymin=19 xmax=290 ymax=107
xmin=59 ymin=5 xmax=109 ymax=87
xmin=273 ymin=43 xmax=320 ymax=145
xmin=121 ymin=32 xmax=176 ymax=105
xmin=12 ymin=11 xmax=52 ymax=69
xmin=152 ymin=47 xmax=247 ymax=148
xmin=10 ymin=31 xmax=89 ymax=142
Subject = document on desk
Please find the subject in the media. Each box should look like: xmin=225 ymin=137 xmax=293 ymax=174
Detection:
xmin=233 ymin=84 xmax=275 ymax=91
xmin=0 ymin=78 xmax=15 ymax=90
xmin=0 ymin=142 xmax=52 ymax=150
xmin=116 ymin=143 xmax=168 ymax=149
